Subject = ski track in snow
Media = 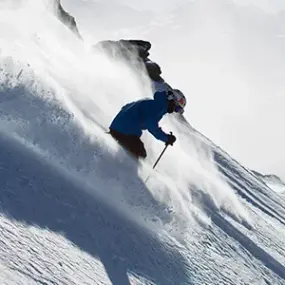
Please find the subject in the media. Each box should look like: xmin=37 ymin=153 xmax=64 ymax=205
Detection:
xmin=0 ymin=1 xmax=285 ymax=285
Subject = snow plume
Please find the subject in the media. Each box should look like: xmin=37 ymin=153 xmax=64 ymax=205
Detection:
xmin=0 ymin=0 xmax=249 ymax=241
xmin=0 ymin=1 xmax=151 ymax=202
xmin=0 ymin=0 xmax=151 ymax=137
xmin=139 ymin=115 xmax=250 ymax=236
xmin=0 ymin=0 xmax=183 ymax=234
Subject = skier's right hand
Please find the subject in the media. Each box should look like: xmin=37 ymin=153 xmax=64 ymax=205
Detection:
xmin=166 ymin=134 xmax=176 ymax=146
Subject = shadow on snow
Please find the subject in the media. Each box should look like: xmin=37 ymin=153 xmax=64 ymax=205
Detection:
xmin=0 ymin=84 xmax=191 ymax=285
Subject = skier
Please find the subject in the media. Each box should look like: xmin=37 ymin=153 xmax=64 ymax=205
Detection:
xmin=109 ymin=89 xmax=186 ymax=159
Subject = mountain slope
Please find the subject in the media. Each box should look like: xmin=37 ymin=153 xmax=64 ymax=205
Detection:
xmin=0 ymin=132 xmax=189 ymax=285
xmin=252 ymin=170 xmax=285 ymax=194
xmin=0 ymin=2 xmax=285 ymax=285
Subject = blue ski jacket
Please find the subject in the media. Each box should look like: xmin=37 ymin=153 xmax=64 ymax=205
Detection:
xmin=109 ymin=91 xmax=169 ymax=142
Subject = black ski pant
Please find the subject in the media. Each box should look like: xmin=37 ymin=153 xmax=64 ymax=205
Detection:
xmin=109 ymin=129 xmax=147 ymax=159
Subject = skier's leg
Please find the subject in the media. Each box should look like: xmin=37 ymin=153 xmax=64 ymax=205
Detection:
xmin=122 ymin=136 xmax=147 ymax=159
xmin=109 ymin=129 xmax=146 ymax=159
xmin=109 ymin=129 xmax=137 ymax=157
xmin=133 ymin=137 xmax=147 ymax=159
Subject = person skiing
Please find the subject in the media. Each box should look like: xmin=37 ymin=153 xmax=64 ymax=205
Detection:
xmin=109 ymin=89 xmax=186 ymax=159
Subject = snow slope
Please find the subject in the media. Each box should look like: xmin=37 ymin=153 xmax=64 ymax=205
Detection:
xmin=0 ymin=1 xmax=285 ymax=285
xmin=251 ymin=171 xmax=285 ymax=194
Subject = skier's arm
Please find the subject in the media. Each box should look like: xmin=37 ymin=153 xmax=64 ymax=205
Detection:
xmin=140 ymin=99 xmax=168 ymax=143
xmin=147 ymin=121 xmax=168 ymax=143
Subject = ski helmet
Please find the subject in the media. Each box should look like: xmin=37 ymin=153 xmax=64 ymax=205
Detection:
xmin=169 ymin=89 xmax=186 ymax=114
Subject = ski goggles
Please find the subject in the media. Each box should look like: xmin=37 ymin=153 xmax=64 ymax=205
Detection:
xmin=175 ymin=97 xmax=186 ymax=114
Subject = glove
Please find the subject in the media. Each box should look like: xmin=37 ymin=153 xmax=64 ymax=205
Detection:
xmin=166 ymin=134 xmax=176 ymax=146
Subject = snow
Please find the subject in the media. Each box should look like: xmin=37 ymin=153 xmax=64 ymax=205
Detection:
xmin=251 ymin=171 xmax=285 ymax=194
xmin=262 ymin=177 xmax=285 ymax=194
xmin=267 ymin=182 xmax=285 ymax=194
xmin=0 ymin=1 xmax=285 ymax=285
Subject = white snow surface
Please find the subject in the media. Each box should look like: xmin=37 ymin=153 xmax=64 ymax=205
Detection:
xmin=262 ymin=176 xmax=285 ymax=194
xmin=267 ymin=182 xmax=285 ymax=194
xmin=0 ymin=1 xmax=285 ymax=285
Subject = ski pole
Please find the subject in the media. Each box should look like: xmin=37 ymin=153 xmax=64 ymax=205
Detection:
xmin=152 ymin=144 xmax=168 ymax=169
xmin=144 ymin=132 xmax=173 ymax=184
xmin=152 ymin=131 xmax=172 ymax=169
